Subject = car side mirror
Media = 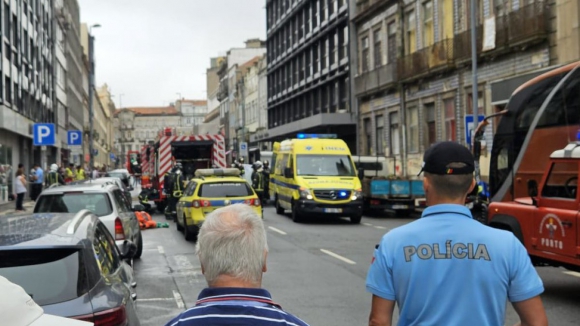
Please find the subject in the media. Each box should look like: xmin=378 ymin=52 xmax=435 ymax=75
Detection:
xmin=357 ymin=167 xmax=364 ymax=180
xmin=119 ymin=240 xmax=137 ymax=260
xmin=284 ymin=167 xmax=294 ymax=179
xmin=527 ymin=179 xmax=538 ymax=197
xmin=133 ymin=204 xmax=145 ymax=212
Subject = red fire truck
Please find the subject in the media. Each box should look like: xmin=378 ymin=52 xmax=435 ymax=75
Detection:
xmin=139 ymin=128 xmax=227 ymax=212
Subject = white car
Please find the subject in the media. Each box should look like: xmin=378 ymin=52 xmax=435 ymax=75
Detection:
xmin=33 ymin=183 xmax=144 ymax=259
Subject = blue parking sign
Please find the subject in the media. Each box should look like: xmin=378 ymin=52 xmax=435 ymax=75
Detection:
xmin=33 ymin=123 xmax=56 ymax=146
xmin=67 ymin=130 xmax=83 ymax=146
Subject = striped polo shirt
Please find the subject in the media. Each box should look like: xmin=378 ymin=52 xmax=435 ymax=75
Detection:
xmin=165 ymin=287 xmax=310 ymax=326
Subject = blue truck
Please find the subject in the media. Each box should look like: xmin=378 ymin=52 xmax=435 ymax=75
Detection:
xmin=361 ymin=178 xmax=427 ymax=216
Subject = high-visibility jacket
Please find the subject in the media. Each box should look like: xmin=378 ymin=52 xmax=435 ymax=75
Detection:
xmin=65 ymin=168 xmax=74 ymax=178
xmin=172 ymin=174 xmax=183 ymax=197
xmin=46 ymin=171 xmax=63 ymax=186
xmin=252 ymin=171 xmax=264 ymax=191
xmin=76 ymin=169 xmax=85 ymax=180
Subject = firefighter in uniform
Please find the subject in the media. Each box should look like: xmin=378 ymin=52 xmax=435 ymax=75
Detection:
xmin=237 ymin=157 xmax=246 ymax=176
xmin=165 ymin=163 xmax=184 ymax=220
xmin=262 ymin=160 xmax=271 ymax=206
xmin=45 ymin=164 xmax=65 ymax=187
xmin=251 ymin=161 xmax=265 ymax=215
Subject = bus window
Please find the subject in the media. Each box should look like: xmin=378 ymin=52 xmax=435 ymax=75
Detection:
xmin=537 ymin=70 xmax=580 ymax=129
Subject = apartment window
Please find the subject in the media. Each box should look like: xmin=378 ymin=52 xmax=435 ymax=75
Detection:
xmin=331 ymin=32 xmax=338 ymax=66
xmin=373 ymin=29 xmax=383 ymax=68
xmin=322 ymin=37 xmax=329 ymax=70
xmin=444 ymin=98 xmax=456 ymax=141
xmin=423 ymin=1 xmax=434 ymax=47
xmin=364 ymin=118 xmax=372 ymax=155
xmin=376 ymin=115 xmax=384 ymax=155
xmin=425 ymin=103 xmax=436 ymax=147
xmin=342 ymin=26 xmax=348 ymax=60
xmin=331 ymin=0 xmax=338 ymax=15
xmin=313 ymin=0 xmax=319 ymax=28
xmin=313 ymin=43 xmax=320 ymax=74
xmin=4 ymin=4 xmax=10 ymax=41
xmin=407 ymin=106 xmax=419 ymax=153
xmin=440 ymin=0 xmax=454 ymax=40
xmin=405 ymin=10 xmax=416 ymax=54
xmin=361 ymin=36 xmax=370 ymax=72
xmin=389 ymin=112 xmax=400 ymax=156
xmin=298 ymin=10 xmax=304 ymax=39
xmin=321 ymin=0 xmax=327 ymax=23
xmin=305 ymin=5 xmax=311 ymax=34
xmin=4 ymin=76 xmax=11 ymax=104
xmin=494 ymin=0 xmax=511 ymax=16
xmin=387 ymin=22 xmax=397 ymax=63
xmin=467 ymin=92 xmax=483 ymax=115
xmin=457 ymin=0 xmax=468 ymax=31
xmin=305 ymin=48 xmax=312 ymax=78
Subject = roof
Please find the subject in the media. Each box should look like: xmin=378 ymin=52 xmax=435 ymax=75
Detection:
xmin=0 ymin=212 xmax=96 ymax=248
xmin=114 ymin=106 xmax=179 ymax=116
xmin=180 ymin=99 xmax=207 ymax=106
xmin=239 ymin=56 xmax=262 ymax=71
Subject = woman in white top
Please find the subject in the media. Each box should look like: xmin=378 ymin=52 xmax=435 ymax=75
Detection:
xmin=14 ymin=168 xmax=27 ymax=211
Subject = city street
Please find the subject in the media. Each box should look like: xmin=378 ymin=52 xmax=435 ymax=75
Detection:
xmin=133 ymin=205 xmax=580 ymax=326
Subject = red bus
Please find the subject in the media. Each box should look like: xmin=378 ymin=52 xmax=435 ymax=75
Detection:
xmin=488 ymin=61 xmax=580 ymax=202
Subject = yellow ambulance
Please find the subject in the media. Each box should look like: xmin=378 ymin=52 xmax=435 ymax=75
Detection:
xmin=270 ymin=134 xmax=363 ymax=223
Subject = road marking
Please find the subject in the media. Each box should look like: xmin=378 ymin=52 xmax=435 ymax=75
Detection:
xmin=173 ymin=290 xmax=185 ymax=309
xmin=374 ymin=226 xmax=387 ymax=230
xmin=268 ymin=226 xmax=287 ymax=235
xmin=137 ymin=298 xmax=175 ymax=302
xmin=563 ymin=271 xmax=580 ymax=278
xmin=362 ymin=223 xmax=373 ymax=227
xmin=320 ymin=249 xmax=356 ymax=265
xmin=158 ymin=246 xmax=165 ymax=254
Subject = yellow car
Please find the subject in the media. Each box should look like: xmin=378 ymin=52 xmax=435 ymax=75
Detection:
xmin=176 ymin=168 xmax=262 ymax=241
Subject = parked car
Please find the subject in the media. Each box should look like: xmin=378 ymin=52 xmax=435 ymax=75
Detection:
xmin=0 ymin=210 xmax=141 ymax=325
xmin=71 ymin=177 xmax=133 ymax=206
xmin=106 ymin=169 xmax=132 ymax=188
xmin=33 ymin=183 xmax=144 ymax=259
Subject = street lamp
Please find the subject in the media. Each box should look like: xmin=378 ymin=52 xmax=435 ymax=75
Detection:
xmin=88 ymin=23 xmax=101 ymax=173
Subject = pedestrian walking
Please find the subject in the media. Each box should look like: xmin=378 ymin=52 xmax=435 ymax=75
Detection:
xmin=366 ymin=141 xmax=548 ymax=326
xmin=14 ymin=168 xmax=27 ymax=211
xmin=165 ymin=204 xmax=309 ymax=326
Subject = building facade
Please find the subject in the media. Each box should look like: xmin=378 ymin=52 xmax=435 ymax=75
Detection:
xmin=113 ymin=106 xmax=181 ymax=167
xmin=96 ymin=84 xmax=116 ymax=167
xmin=260 ymin=0 xmax=356 ymax=151
xmin=215 ymin=39 xmax=267 ymax=161
xmin=176 ymin=99 xmax=207 ymax=131
xmin=350 ymin=0 xmax=578 ymax=178
xmin=0 ymin=0 xmax=56 ymax=202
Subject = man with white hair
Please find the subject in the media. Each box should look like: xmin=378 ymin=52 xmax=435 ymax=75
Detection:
xmin=165 ymin=204 xmax=309 ymax=326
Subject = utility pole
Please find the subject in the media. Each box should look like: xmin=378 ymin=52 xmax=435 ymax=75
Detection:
xmin=470 ymin=0 xmax=480 ymax=181
xmin=239 ymin=77 xmax=247 ymax=162
xmin=88 ymin=24 xmax=100 ymax=173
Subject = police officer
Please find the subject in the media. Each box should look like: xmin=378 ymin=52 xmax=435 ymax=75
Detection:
xmin=251 ymin=161 xmax=265 ymax=215
xmin=366 ymin=142 xmax=547 ymax=326
xmin=262 ymin=160 xmax=271 ymax=206
xmin=45 ymin=164 xmax=65 ymax=187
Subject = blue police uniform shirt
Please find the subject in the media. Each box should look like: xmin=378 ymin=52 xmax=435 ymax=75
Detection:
xmin=366 ymin=204 xmax=544 ymax=326
xmin=165 ymin=287 xmax=310 ymax=326
xmin=35 ymin=168 xmax=44 ymax=184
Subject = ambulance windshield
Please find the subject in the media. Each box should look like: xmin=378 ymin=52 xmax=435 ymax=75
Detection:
xmin=296 ymin=155 xmax=356 ymax=177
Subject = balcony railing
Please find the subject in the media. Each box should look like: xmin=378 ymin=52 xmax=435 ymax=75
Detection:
xmin=355 ymin=0 xmax=390 ymax=17
xmin=454 ymin=2 xmax=548 ymax=63
xmin=355 ymin=62 xmax=397 ymax=96
xmin=398 ymin=38 xmax=454 ymax=81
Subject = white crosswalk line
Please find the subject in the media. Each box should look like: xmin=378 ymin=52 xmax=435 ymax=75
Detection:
xmin=320 ymin=249 xmax=356 ymax=265
xmin=268 ymin=226 xmax=287 ymax=235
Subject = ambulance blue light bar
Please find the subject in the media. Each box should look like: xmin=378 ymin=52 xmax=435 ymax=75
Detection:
xmin=297 ymin=133 xmax=338 ymax=139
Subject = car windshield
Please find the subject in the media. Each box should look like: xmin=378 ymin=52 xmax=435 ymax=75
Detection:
xmin=34 ymin=193 xmax=113 ymax=216
xmin=296 ymin=155 xmax=356 ymax=176
xmin=198 ymin=182 xmax=253 ymax=198
xmin=0 ymin=248 xmax=88 ymax=306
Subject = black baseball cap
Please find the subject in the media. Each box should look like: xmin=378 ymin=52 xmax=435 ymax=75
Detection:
xmin=418 ymin=141 xmax=474 ymax=176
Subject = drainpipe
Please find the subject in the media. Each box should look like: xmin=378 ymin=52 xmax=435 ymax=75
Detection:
xmin=398 ymin=0 xmax=407 ymax=177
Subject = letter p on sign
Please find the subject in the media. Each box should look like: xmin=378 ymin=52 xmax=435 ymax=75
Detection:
xmin=67 ymin=130 xmax=82 ymax=146
xmin=33 ymin=123 xmax=56 ymax=146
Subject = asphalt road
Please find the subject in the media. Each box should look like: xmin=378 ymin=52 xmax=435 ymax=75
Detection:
xmin=132 ymin=206 xmax=580 ymax=326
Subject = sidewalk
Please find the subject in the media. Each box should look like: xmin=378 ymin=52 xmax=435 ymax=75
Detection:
xmin=0 ymin=199 xmax=35 ymax=216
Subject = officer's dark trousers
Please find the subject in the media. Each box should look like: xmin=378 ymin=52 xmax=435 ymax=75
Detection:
xmin=167 ymin=195 xmax=180 ymax=217
xmin=30 ymin=183 xmax=43 ymax=201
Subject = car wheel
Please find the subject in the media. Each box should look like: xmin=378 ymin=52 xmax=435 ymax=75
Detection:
xmin=275 ymin=195 xmax=284 ymax=215
xmin=349 ymin=215 xmax=362 ymax=224
xmin=183 ymin=217 xmax=198 ymax=242
xmin=134 ymin=232 xmax=143 ymax=259
xmin=177 ymin=215 xmax=184 ymax=232
xmin=291 ymin=201 xmax=304 ymax=223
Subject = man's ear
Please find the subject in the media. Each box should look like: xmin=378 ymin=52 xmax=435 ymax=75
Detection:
xmin=199 ymin=256 xmax=205 ymax=275
xmin=262 ymin=251 xmax=268 ymax=273
xmin=423 ymin=176 xmax=429 ymax=194
xmin=468 ymin=178 xmax=476 ymax=195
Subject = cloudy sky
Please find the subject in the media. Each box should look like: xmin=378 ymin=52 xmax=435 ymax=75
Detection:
xmin=78 ymin=0 xmax=266 ymax=108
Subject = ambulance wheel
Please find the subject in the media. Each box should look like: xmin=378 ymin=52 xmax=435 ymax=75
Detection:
xmin=349 ymin=215 xmax=362 ymax=224
xmin=134 ymin=232 xmax=143 ymax=259
xmin=291 ymin=202 xmax=304 ymax=223
xmin=177 ymin=216 xmax=184 ymax=232
xmin=275 ymin=195 xmax=284 ymax=215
